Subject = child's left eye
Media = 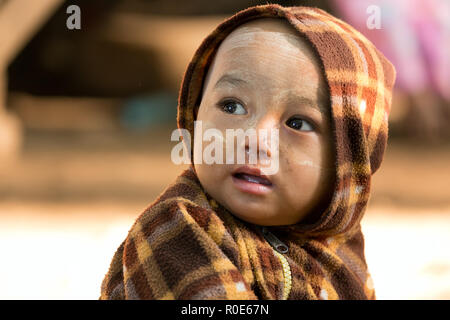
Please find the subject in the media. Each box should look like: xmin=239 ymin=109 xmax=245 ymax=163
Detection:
xmin=286 ymin=117 xmax=314 ymax=131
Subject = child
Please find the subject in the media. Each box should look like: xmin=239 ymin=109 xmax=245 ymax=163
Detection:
xmin=100 ymin=4 xmax=395 ymax=300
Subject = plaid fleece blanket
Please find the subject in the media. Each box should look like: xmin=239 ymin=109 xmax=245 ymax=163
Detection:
xmin=100 ymin=4 xmax=395 ymax=300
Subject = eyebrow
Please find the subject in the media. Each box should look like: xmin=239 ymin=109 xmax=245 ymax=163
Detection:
xmin=213 ymin=73 xmax=328 ymax=115
xmin=285 ymin=92 xmax=327 ymax=115
xmin=214 ymin=73 xmax=249 ymax=89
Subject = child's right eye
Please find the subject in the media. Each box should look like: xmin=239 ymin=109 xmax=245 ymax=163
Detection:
xmin=217 ymin=99 xmax=247 ymax=115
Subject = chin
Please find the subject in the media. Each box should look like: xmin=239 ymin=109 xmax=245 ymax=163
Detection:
xmin=226 ymin=199 xmax=304 ymax=226
xmin=224 ymin=203 xmax=278 ymax=226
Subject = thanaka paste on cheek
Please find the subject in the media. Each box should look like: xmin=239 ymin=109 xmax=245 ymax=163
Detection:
xmin=296 ymin=159 xmax=322 ymax=169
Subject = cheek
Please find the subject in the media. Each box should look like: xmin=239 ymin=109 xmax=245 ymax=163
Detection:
xmin=195 ymin=163 xmax=214 ymax=183
xmin=194 ymin=162 xmax=224 ymax=195
xmin=281 ymin=135 xmax=323 ymax=168
xmin=285 ymin=159 xmax=322 ymax=188
xmin=192 ymin=116 xmax=230 ymax=194
xmin=197 ymin=107 xmax=234 ymax=134
xmin=279 ymin=137 xmax=327 ymax=195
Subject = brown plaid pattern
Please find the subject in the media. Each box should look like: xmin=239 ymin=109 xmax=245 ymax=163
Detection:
xmin=100 ymin=4 xmax=395 ymax=300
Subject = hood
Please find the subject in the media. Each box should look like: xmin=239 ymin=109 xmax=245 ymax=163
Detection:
xmin=176 ymin=4 xmax=396 ymax=238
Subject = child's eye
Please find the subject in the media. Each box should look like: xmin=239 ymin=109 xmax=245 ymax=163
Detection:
xmin=218 ymin=99 xmax=247 ymax=115
xmin=286 ymin=117 xmax=314 ymax=131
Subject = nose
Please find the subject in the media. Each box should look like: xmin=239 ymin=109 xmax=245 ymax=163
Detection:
xmin=244 ymin=113 xmax=280 ymax=159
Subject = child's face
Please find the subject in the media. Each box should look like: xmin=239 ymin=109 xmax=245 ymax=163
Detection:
xmin=194 ymin=18 xmax=335 ymax=226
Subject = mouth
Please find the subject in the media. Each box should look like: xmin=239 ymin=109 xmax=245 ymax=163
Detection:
xmin=231 ymin=166 xmax=273 ymax=195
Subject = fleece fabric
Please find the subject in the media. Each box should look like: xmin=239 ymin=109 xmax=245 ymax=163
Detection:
xmin=100 ymin=4 xmax=396 ymax=300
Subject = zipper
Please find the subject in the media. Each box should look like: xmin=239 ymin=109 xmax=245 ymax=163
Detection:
xmin=260 ymin=227 xmax=288 ymax=254
xmin=260 ymin=227 xmax=292 ymax=300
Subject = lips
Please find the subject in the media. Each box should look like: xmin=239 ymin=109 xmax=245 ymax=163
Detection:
xmin=234 ymin=173 xmax=272 ymax=185
xmin=231 ymin=166 xmax=273 ymax=195
xmin=232 ymin=166 xmax=272 ymax=185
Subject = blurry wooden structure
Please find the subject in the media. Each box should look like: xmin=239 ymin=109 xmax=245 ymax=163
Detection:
xmin=98 ymin=12 xmax=224 ymax=91
xmin=0 ymin=0 xmax=63 ymax=162
xmin=5 ymin=4 xmax=225 ymax=134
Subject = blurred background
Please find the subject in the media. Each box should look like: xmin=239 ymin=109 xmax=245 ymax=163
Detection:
xmin=0 ymin=0 xmax=449 ymax=299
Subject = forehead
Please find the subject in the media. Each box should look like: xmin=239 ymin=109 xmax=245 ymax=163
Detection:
xmin=220 ymin=26 xmax=304 ymax=53
xmin=217 ymin=19 xmax=312 ymax=70
xmin=203 ymin=18 xmax=328 ymax=108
